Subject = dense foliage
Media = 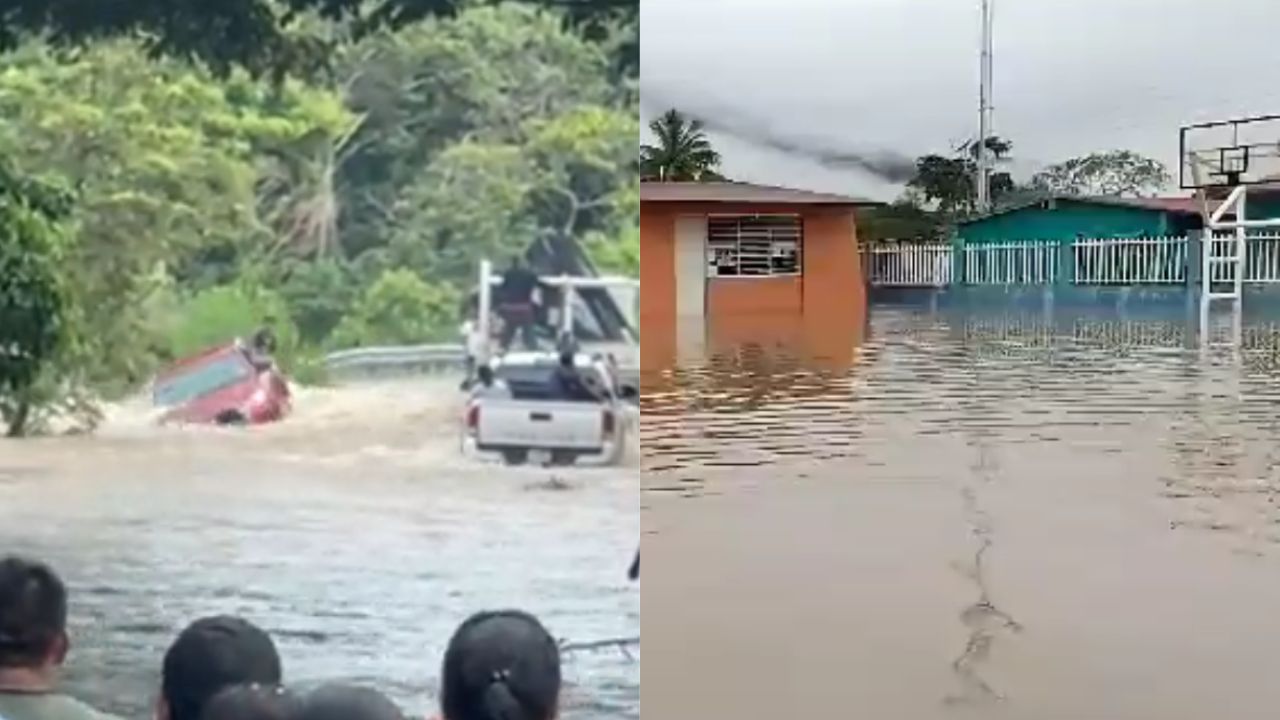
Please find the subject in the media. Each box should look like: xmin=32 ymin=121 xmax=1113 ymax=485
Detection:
xmin=0 ymin=0 xmax=638 ymax=77
xmin=1031 ymin=151 xmax=1171 ymax=198
xmin=0 ymin=163 xmax=72 ymax=436
xmin=0 ymin=2 xmax=637 ymax=435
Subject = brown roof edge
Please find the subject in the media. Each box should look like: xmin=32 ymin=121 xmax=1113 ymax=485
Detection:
xmin=639 ymin=180 xmax=880 ymax=206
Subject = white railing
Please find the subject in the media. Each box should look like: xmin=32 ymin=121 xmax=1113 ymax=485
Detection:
xmin=868 ymin=233 xmax=1280 ymax=288
xmin=866 ymin=242 xmax=952 ymax=287
xmin=1245 ymin=233 xmax=1280 ymax=283
xmin=1073 ymin=235 xmax=1187 ymax=284
xmin=962 ymin=241 xmax=1058 ymax=285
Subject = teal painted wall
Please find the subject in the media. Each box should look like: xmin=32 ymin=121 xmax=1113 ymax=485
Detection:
xmin=1246 ymin=197 xmax=1280 ymax=222
xmin=957 ymin=200 xmax=1179 ymax=244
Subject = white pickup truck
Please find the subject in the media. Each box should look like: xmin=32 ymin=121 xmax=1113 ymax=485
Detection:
xmin=462 ymin=352 xmax=632 ymax=466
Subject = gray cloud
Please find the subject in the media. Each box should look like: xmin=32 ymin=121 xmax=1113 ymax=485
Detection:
xmin=641 ymin=0 xmax=1280 ymax=201
xmin=641 ymin=92 xmax=918 ymax=183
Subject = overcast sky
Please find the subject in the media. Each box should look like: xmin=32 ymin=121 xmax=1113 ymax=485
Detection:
xmin=640 ymin=0 xmax=1280 ymax=201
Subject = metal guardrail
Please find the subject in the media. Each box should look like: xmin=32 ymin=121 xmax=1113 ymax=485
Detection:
xmin=324 ymin=344 xmax=465 ymax=377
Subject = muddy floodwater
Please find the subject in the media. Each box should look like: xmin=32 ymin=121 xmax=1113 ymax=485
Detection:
xmin=0 ymin=379 xmax=639 ymax=720
xmin=642 ymin=306 xmax=1280 ymax=720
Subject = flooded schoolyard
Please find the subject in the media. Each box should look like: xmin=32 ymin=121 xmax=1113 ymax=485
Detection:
xmin=0 ymin=379 xmax=639 ymax=720
xmin=642 ymin=303 xmax=1280 ymax=720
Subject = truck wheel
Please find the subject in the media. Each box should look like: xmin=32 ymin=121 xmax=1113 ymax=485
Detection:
xmin=214 ymin=409 xmax=246 ymax=426
xmin=501 ymin=449 xmax=528 ymax=466
xmin=550 ymin=450 xmax=578 ymax=467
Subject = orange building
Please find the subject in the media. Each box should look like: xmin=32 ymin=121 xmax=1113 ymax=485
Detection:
xmin=640 ymin=181 xmax=874 ymax=374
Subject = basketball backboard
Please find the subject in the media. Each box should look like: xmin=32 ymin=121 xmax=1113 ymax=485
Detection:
xmin=1180 ymin=114 xmax=1280 ymax=189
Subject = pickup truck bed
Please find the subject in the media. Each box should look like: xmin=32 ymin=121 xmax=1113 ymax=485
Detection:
xmin=466 ymin=397 xmax=622 ymax=466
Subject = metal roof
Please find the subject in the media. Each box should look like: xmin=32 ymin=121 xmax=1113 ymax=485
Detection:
xmin=959 ymin=194 xmax=1217 ymax=225
xmin=639 ymin=181 xmax=878 ymax=206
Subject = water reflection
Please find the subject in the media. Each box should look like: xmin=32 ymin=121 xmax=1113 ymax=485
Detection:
xmin=642 ymin=305 xmax=1280 ymax=719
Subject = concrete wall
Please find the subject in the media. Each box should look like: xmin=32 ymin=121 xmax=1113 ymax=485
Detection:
xmin=639 ymin=200 xmax=868 ymax=376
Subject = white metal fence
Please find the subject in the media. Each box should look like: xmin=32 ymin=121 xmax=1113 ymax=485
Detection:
xmin=866 ymin=243 xmax=952 ymax=286
xmin=1073 ymin=236 xmax=1187 ymax=284
xmin=962 ymin=241 xmax=1058 ymax=285
xmin=1245 ymin=233 xmax=1280 ymax=283
xmin=866 ymin=233 xmax=1280 ymax=288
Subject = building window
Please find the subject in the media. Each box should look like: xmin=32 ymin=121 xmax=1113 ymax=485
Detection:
xmin=706 ymin=215 xmax=803 ymax=277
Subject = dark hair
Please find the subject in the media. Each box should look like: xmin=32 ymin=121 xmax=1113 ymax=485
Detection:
xmin=440 ymin=610 xmax=560 ymax=720
xmin=199 ymin=684 xmax=301 ymax=720
xmin=477 ymin=365 xmax=495 ymax=385
xmin=297 ymin=683 xmax=405 ymax=720
xmin=0 ymin=556 xmax=67 ymax=668
xmin=162 ymin=616 xmax=283 ymax=720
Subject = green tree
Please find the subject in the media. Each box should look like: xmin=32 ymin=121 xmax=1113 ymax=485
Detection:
xmin=334 ymin=4 xmax=617 ymax=260
xmin=0 ymin=0 xmax=638 ymax=77
xmin=0 ymin=41 xmax=352 ymax=388
xmin=907 ymin=136 xmax=1015 ymax=216
xmin=526 ymin=105 xmax=638 ymax=239
xmin=641 ymin=109 xmax=722 ymax=181
xmin=1031 ymin=150 xmax=1170 ymax=197
xmin=388 ymin=140 xmax=538 ymax=283
xmin=275 ymin=258 xmax=360 ymax=344
xmin=0 ymin=164 xmax=72 ymax=437
xmin=330 ymin=269 xmax=459 ymax=347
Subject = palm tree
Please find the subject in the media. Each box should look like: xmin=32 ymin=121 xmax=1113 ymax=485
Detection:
xmin=640 ymin=109 xmax=722 ymax=181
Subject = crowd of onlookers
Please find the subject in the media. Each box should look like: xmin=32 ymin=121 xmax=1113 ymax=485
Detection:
xmin=0 ymin=556 xmax=576 ymax=720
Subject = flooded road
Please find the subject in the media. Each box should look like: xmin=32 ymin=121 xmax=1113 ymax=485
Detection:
xmin=642 ymin=306 xmax=1280 ymax=720
xmin=0 ymin=379 xmax=639 ymax=720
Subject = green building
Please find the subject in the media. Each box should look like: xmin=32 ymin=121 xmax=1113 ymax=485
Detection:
xmin=956 ymin=192 xmax=1280 ymax=245
xmin=956 ymin=196 xmax=1203 ymax=244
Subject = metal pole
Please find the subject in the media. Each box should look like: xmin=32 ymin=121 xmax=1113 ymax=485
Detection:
xmin=1199 ymin=227 xmax=1211 ymax=338
xmin=976 ymin=0 xmax=993 ymax=212
xmin=477 ymin=259 xmax=492 ymax=364
xmin=1234 ymin=189 xmax=1246 ymax=309
xmin=560 ymin=277 xmax=574 ymax=337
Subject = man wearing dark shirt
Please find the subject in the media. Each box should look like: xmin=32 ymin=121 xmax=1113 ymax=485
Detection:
xmin=496 ymin=256 xmax=539 ymax=351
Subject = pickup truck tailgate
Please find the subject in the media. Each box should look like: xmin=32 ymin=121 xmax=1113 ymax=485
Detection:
xmin=476 ymin=401 xmax=605 ymax=450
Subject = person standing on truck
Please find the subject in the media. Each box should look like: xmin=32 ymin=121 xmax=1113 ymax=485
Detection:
xmin=496 ymin=256 xmax=540 ymax=352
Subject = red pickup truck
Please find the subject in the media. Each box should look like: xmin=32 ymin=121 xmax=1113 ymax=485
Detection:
xmin=152 ymin=342 xmax=291 ymax=426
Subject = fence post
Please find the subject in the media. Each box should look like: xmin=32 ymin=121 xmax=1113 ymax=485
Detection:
xmin=951 ymin=234 xmax=965 ymax=287
xmin=1056 ymin=237 xmax=1074 ymax=287
xmin=1185 ymin=230 xmax=1202 ymax=291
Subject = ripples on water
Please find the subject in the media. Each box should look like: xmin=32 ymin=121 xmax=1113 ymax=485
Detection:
xmin=0 ymin=380 xmax=639 ymax=720
xmin=641 ymin=306 xmax=1280 ymax=719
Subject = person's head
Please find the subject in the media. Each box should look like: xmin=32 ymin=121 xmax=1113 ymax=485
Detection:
xmin=557 ymin=351 xmax=574 ymax=369
xmin=199 ymin=684 xmax=301 ymax=720
xmin=159 ymin=616 xmax=283 ymax=720
xmin=440 ymin=610 xmax=561 ymax=720
xmin=0 ymin=556 xmax=69 ymax=677
xmin=297 ymin=683 xmax=405 ymax=720
xmin=476 ymin=365 xmax=495 ymax=387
